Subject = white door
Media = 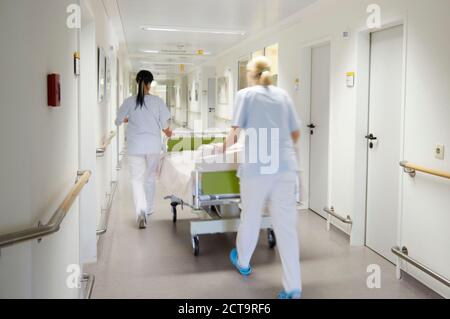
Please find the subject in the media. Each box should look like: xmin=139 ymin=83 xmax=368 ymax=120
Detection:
xmin=79 ymin=19 xmax=99 ymax=264
xmin=309 ymin=43 xmax=331 ymax=217
xmin=366 ymin=25 xmax=404 ymax=263
xmin=207 ymin=78 xmax=216 ymax=128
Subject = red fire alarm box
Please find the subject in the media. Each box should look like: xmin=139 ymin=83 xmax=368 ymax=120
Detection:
xmin=47 ymin=73 xmax=61 ymax=107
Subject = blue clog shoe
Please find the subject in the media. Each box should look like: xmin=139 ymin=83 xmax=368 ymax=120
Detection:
xmin=229 ymin=248 xmax=252 ymax=276
xmin=278 ymin=290 xmax=302 ymax=299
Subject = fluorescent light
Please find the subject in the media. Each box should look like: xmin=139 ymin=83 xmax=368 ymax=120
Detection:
xmin=141 ymin=61 xmax=194 ymax=66
xmin=139 ymin=49 xmax=213 ymax=56
xmin=141 ymin=26 xmax=246 ymax=36
xmin=141 ymin=49 xmax=160 ymax=54
xmin=196 ymin=50 xmax=212 ymax=56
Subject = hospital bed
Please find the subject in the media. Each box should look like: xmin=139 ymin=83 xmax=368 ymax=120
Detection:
xmin=160 ymin=134 xmax=276 ymax=256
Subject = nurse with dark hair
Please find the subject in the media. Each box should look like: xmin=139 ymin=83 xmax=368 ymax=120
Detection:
xmin=115 ymin=70 xmax=173 ymax=229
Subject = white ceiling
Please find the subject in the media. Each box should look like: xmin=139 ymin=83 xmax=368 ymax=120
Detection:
xmin=116 ymin=0 xmax=318 ymax=78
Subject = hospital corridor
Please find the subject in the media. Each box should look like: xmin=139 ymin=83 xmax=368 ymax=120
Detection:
xmin=84 ymin=160 xmax=440 ymax=299
xmin=1 ymin=0 xmax=450 ymax=307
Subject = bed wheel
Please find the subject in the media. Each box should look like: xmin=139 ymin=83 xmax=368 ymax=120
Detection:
xmin=171 ymin=203 xmax=177 ymax=223
xmin=192 ymin=236 xmax=200 ymax=256
xmin=268 ymin=229 xmax=276 ymax=249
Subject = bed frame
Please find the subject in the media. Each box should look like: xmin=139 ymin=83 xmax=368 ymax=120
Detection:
xmin=164 ymin=135 xmax=276 ymax=256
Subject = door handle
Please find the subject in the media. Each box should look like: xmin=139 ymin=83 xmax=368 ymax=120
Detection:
xmin=365 ymin=134 xmax=378 ymax=141
xmin=365 ymin=134 xmax=378 ymax=149
xmin=308 ymin=124 xmax=316 ymax=135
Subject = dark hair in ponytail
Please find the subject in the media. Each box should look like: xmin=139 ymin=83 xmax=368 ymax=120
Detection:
xmin=136 ymin=70 xmax=154 ymax=109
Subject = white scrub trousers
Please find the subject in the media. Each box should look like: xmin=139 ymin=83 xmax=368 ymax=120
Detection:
xmin=237 ymin=171 xmax=302 ymax=293
xmin=128 ymin=154 xmax=161 ymax=218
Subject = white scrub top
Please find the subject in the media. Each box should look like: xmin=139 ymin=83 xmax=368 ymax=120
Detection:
xmin=232 ymin=85 xmax=301 ymax=177
xmin=115 ymin=95 xmax=171 ymax=156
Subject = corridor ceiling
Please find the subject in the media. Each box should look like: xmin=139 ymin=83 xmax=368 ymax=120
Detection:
xmin=114 ymin=0 xmax=318 ymax=78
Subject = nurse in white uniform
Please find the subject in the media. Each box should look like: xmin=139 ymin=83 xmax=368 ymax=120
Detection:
xmin=221 ymin=57 xmax=302 ymax=299
xmin=115 ymin=70 xmax=172 ymax=229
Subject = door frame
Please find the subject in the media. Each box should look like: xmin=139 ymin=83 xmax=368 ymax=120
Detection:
xmin=116 ymin=58 xmax=121 ymax=172
xmin=352 ymin=17 xmax=408 ymax=247
xmin=78 ymin=0 xmax=99 ymax=265
xmin=299 ymin=37 xmax=333 ymax=213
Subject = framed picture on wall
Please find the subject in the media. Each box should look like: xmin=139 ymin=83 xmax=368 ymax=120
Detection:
xmin=105 ymin=56 xmax=112 ymax=103
xmin=98 ymin=47 xmax=106 ymax=103
xmin=217 ymin=77 xmax=229 ymax=105
xmin=195 ymin=83 xmax=199 ymax=102
xmin=129 ymin=72 xmax=137 ymax=96
xmin=170 ymin=84 xmax=176 ymax=107
xmin=238 ymin=56 xmax=250 ymax=91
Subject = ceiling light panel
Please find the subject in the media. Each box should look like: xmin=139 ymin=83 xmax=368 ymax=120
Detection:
xmin=141 ymin=50 xmax=160 ymax=54
xmin=140 ymin=49 xmax=212 ymax=56
xmin=141 ymin=61 xmax=194 ymax=66
xmin=141 ymin=25 xmax=246 ymax=36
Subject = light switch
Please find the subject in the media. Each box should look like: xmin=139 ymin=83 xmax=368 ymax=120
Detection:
xmin=435 ymin=144 xmax=445 ymax=160
xmin=294 ymin=78 xmax=300 ymax=91
xmin=346 ymin=72 xmax=355 ymax=88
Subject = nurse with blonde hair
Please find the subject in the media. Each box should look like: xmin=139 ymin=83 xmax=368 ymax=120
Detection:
xmin=220 ymin=56 xmax=303 ymax=299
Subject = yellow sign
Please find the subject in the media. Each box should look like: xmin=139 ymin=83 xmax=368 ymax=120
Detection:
xmin=346 ymin=72 xmax=355 ymax=87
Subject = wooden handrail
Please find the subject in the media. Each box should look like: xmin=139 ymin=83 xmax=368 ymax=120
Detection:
xmin=0 ymin=170 xmax=92 ymax=249
xmin=97 ymin=130 xmax=117 ymax=156
xmin=400 ymin=161 xmax=450 ymax=179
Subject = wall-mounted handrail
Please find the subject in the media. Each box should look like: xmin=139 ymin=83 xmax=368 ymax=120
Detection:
xmin=392 ymin=246 xmax=450 ymax=287
xmin=81 ymin=273 xmax=95 ymax=299
xmin=96 ymin=181 xmax=118 ymax=236
xmin=324 ymin=207 xmax=353 ymax=225
xmin=0 ymin=170 xmax=91 ymax=250
xmin=97 ymin=131 xmax=117 ymax=157
xmin=400 ymin=161 xmax=450 ymax=179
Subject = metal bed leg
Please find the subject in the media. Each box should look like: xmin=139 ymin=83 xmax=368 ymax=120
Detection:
xmin=191 ymin=235 xmax=200 ymax=256
xmin=165 ymin=195 xmax=193 ymax=224
xmin=268 ymin=229 xmax=277 ymax=249
xmin=171 ymin=202 xmax=178 ymax=223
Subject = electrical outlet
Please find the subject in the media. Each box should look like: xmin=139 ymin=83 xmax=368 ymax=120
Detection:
xmin=435 ymin=144 xmax=445 ymax=160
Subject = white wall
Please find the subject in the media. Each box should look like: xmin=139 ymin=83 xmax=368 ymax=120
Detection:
xmin=117 ymin=54 xmax=130 ymax=164
xmin=0 ymin=0 xmax=129 ymax=298
xmin=0 ymin=0 xmax=81 ymax=298
xmin=212 ymin=0 xmax=450 ymax=297
xmin=398 ymin=0 xmax=450 ymax=297
xmin=88 ymin=0 xmax=115 ymax=235
xmin=84 ymin=0 xmax=126 ymax=248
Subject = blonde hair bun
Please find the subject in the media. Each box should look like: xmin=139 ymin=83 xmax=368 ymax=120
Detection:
xmin=247 ymin=56 xmax=273 ymax=87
